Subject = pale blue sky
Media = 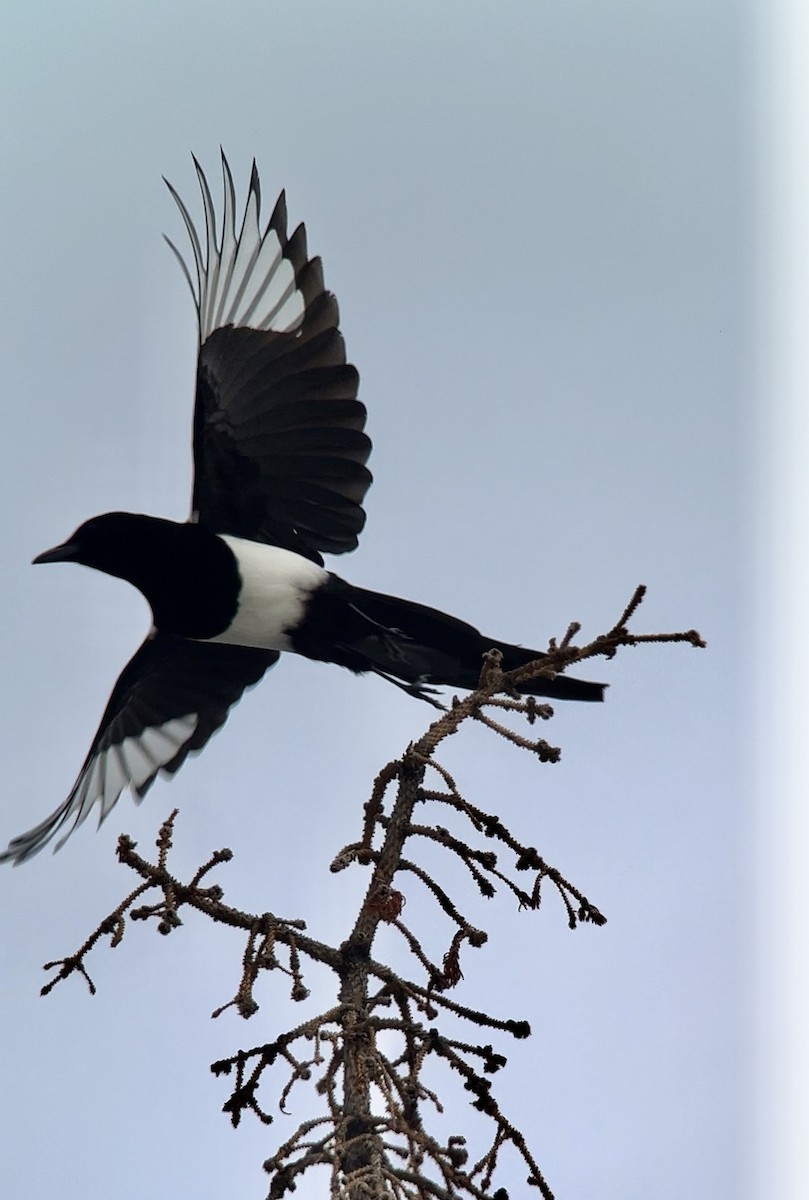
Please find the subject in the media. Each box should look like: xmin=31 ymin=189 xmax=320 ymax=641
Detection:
xmin=0 ymin=3 xmax=753 ymax=1198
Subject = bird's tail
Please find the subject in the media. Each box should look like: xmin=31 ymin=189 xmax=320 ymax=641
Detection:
xmin=333 ymin=584 xmax=606 ymax=703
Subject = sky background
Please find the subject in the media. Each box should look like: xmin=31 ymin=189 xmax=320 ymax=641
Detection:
xmin=0 ymin=1 xmax=792 ymax=1198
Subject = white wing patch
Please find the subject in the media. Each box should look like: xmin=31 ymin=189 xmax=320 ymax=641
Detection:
xmin=164 ymin=154 xmax=306 ymax=341
xmin=58 ymin=712 xmax=199 ymax=848
xmin=0 ymin=712 xmax=200 ymax=864
xmin=0 ymin=712 xmax=200 ymax=865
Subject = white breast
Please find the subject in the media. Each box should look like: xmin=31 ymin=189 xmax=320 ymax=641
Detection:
xmin=211 ymin=536 xmax=327 ymax=651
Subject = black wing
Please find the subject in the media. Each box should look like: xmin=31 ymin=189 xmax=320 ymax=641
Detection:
xmin=165 ymin=153 xmax=372 ymax=564
xmin=0 ymin=635 xmax=277 ymax=865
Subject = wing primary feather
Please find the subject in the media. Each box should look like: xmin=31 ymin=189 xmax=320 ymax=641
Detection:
xmin=249 ymin=159 xmax=261 ymax=210
xmin=163 ymin=182 xmax=208 ymax=335
xmin=226 ymin=158 xmax=262 ymax=326
xmin=193 ymin=155 xmax=222 ymax=340
xmin=221 ymin=167 xmax=289 ymax=330
xmin=234 ymin=218 xmax=296 ymax=327
xmin=223 ymin=220 xmax=280 ymax=329
xmin=212 ymin=152 xmax=239 ymax=331
xmin=167 ymin=156 xmax=308 ymax=341
xmin=162 ymin=234 xmax=198 ymax=308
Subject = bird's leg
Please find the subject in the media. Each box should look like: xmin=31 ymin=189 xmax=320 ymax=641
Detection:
xmin=372 ymin=669 xmax=447 ymax=710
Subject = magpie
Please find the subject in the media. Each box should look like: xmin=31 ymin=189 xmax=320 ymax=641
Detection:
xmin=1 ymin=154 xmax=605 ymax=865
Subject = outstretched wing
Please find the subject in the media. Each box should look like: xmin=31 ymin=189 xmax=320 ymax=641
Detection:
xmin=1 ymin=635 xmax=278 ymax=865
xmin=165 ymin=153 xmax=372 ymax=563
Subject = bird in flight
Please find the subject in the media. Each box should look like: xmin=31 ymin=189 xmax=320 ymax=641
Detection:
xmin=2 ymin=154 xmax=604 ymax=865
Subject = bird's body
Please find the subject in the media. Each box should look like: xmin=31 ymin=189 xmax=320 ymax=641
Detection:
xmin=1 ymin=156 xmax=604 ymax=865
xmin=212 ymin=535 xmax=326 ymax=651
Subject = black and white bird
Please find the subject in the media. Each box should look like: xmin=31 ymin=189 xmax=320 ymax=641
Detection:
xmin=1 ymin=155 xmax=604 ymax=865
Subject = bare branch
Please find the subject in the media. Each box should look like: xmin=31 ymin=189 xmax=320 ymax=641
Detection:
xmin=38 ymin=588 xmax=703 ymax=1198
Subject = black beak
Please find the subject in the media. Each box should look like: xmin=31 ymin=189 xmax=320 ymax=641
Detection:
xmin=32 ymin=540 xmax=81 ymax=565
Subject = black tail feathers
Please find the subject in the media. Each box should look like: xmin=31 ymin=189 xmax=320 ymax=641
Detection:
xmin=331 ymin=584 xmax=606 ymax=704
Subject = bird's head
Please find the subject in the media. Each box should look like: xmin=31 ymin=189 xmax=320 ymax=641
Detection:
xmin=33 ymin=513 xmax=235 ymax=638
xmin=32 ymin=512 xmax=191 ymax=592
